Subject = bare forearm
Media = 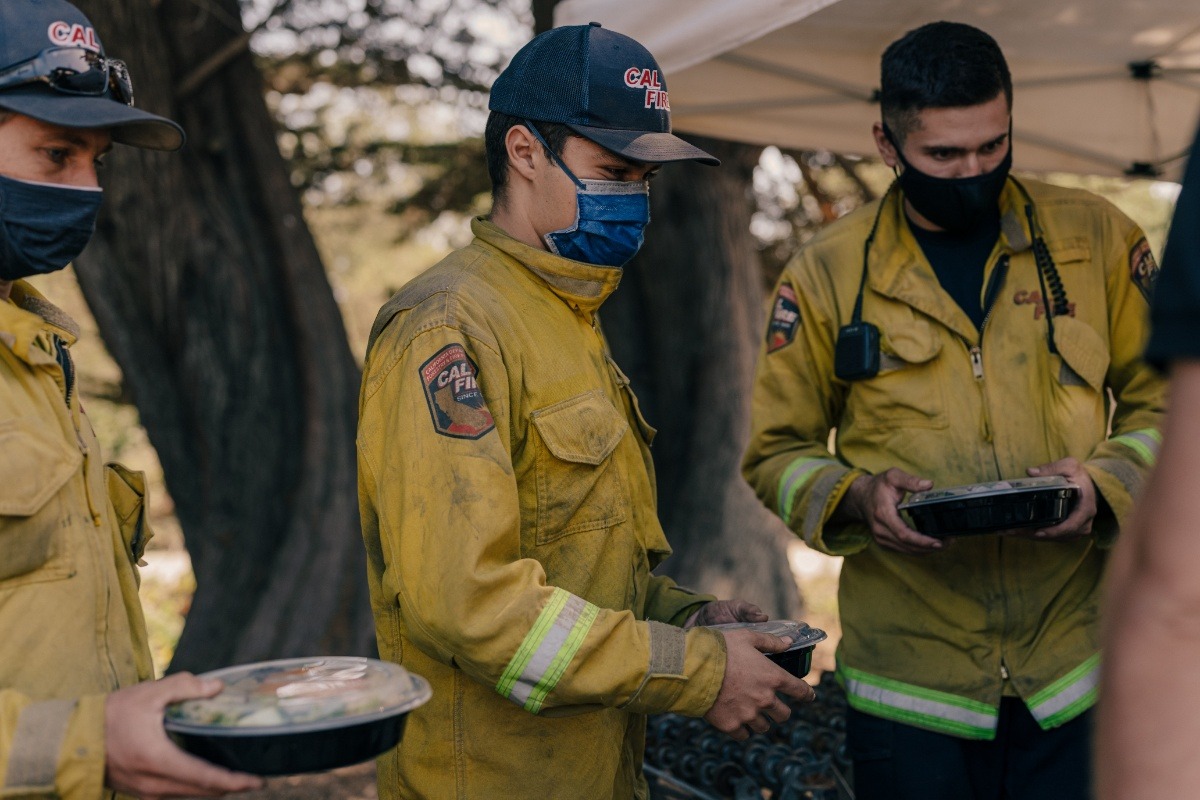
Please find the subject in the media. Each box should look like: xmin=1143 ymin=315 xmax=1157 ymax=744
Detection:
xmin=1098 ymin=362 xmax=1200 ymax=799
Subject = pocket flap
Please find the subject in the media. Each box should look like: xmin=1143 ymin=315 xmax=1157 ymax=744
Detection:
xmin=0 ymin=417 xmax=81 ymax=517
xmin=1048 ymin=237 xmax=1092 ymax=265
xmin=1052 ymin=316 xmax=1109 ymax=392
xmin=105 ymin=462 xmax=153 ymax=562
xmin=532 ymin=390 xmax=628 ymax=465
xmin=882 ymin=319 xmax=942 ymax=366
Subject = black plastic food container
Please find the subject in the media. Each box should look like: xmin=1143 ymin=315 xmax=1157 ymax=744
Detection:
xmin=706 ymin=621 xmax=827 ymax=679
xmin=164 ymin=657 xmax=431 ymax=776
xmin=899 ymin=477 xmax=1079 ymax=538
xmin=166 ymin=710 xmax=410 ymax=776
xmin=766 ymin=646 xmax=816 ymax=679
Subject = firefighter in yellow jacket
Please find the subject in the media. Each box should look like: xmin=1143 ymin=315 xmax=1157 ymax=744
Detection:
xmin=0 ymin=2 xmax=261 ymax=797
xmin=743 ymin=23 xmax=1165 ymax=800
xmin=359 ymin=23 xmax=814 ymax=800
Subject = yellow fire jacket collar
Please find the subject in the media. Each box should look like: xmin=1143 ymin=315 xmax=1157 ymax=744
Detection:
xmin=0 ymin=281 xmax=79 ymax=366
xmin=471 ymin=217 xmax=623 ymax=317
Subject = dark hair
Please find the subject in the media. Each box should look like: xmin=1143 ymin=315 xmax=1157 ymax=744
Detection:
xmin=880 ymin=21 xmax=1012 ymax=143
xmin=484 ymin=111 xmax=577 ymax=208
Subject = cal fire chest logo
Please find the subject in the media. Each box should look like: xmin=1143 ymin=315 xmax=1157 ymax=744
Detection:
xmin=420 ymin=344 xmax=495 ymax=439
xmin=624 ymin=67 xmax=669 ymax=110
xmin=766 ymin=284 xmax=801 ymax=353
xmin=1129 ymin=237 xmax=1159 ymax=302
xmin=48 ymin=21 xmax=100 ymax=50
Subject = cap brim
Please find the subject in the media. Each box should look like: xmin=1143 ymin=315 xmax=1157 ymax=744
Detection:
xmin=0 ymin=86 xmax=185 ymax=151
xmin=566 ymin=123 xmax=719 ymax=166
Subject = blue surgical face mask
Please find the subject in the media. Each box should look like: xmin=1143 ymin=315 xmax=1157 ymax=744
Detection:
xmin=526 ymin=122 xmax=651 ymax=267
xmin=545 ymin=178 xmax=650 ymax=267
xmin=0 ymin=174 xmax=103 ymax=282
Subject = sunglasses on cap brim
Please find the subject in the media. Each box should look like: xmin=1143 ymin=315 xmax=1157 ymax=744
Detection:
xmin=0 ymin=46 xmax=133 ymax=106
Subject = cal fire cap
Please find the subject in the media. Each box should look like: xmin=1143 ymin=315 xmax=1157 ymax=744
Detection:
xmin=490 ymin=22 xmax=718 ymax=166
xmin=0 ymin=0 xmax=184 ymax=150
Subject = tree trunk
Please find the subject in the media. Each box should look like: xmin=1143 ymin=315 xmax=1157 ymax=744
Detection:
xmin=73 ymin=0 xmax=374 ymax=671
xmin=604 ymin=137 xmax=803 ymax=618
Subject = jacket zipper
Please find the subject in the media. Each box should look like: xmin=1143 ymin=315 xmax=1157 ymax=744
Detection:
xmin=54 ymin=336 xmax=103 ymax=525
xmin=970 ymin=255 xmax=1010 ymax=454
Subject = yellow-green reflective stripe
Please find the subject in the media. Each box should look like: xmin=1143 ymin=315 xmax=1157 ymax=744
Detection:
xmin=1028 ymin=653 xmax=1100 ymax=728
xmin=524 ymin=602 xmax=599 ymax=714
xmin=839 ymin=665 xmax=997 ymax=738
xmin=777 ymin=457 xmax=838 ymax=522
xmin=1110 ymin=428 xmax=1161 ymax=466
xmin=496 ymin=588 xmax=570 ymax=699
xmin=497 ymin=588 xmax=600 ymax=712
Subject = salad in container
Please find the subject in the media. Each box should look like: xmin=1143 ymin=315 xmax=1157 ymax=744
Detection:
xmin=164 ymin=656 xmax=431 ymax=776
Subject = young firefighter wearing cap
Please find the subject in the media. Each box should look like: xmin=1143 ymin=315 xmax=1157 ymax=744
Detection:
xmin=0 ymin=2 xmax=263 ymax=798
xmin=358 ymin=22 xmax=814 ymax=799
xmin=742 ymin=22 xmax=1164 ymax=800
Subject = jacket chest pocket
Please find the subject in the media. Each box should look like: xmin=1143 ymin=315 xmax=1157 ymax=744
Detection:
xmin=530 ymin=390 xmax=630 ymax=545
xmin=848 ymin=315 xmax=948 ymax=431
xmin=0 ymin=416 xmax=81 ymax=585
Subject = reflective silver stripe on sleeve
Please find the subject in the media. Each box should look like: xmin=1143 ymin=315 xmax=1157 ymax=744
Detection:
xmin=495 ymin=588 xmax=600 ymax=714
xmin=4 ymin=698 xmax=76 ymax=791
xmin=776 ymin=457 xmax=839 ymax=523
xmin=1109 ymin=428 xmax=1161 ymax=466
xmin=802 ymin=468 xmax=850 ymax=546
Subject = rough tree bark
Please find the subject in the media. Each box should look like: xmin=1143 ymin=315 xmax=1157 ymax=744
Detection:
xmin=73 ymin=0 xmax=375 ymax=671
xmin=604 ymin=139 xmax=803 ymax=618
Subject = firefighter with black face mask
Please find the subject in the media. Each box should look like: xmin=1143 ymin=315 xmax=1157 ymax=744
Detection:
xmin=744 ymin=21 xmax=1165 ymax=800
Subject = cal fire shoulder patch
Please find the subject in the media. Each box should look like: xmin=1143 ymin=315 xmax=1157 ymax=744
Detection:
xmin=1129 ymin=237 xmax=1159 ymax=303
xmin=420 ymin=344 xmax=495 ymax=439
xmin=766 ymin=284 xmax=801 ymax=353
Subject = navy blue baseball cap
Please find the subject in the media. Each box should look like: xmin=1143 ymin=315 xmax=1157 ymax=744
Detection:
xmin=0 ymin=0 xmax=184 ymax=150
xmin=490 ymin=23 xmax=718 ymax=166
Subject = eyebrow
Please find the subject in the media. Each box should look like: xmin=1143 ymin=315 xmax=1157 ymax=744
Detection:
xmin=597 ymin=154 xmax=658 ymax=178
xmin=46 ymin=131 xmax=112 ymax=156
xmin=922 ymin=132 xmax=1009 ymax=156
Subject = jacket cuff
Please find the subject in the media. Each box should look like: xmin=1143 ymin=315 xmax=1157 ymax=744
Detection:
xmin=2 ymin=694 xmax=105 ymax=800
xmin=670 ymin=626 xmax=726 ymax=717
xmin=806 ymin=468 xmax=872 ymax=556
xmin=622 ymin=624 xmax=726 ymax=717
xmin=1084 ymin=459 xmax=1138 ymax=549
xmin=58 ymin=694 xmax=106 ymax=800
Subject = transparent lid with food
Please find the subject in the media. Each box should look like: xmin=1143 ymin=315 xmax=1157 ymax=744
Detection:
xmin=164 ymin=657 xmax=431 ymax=732
xmin=898 ymin=476 xmax=1077 ymax=510
xmin=705 ymin=620 xmax=827 ymax=652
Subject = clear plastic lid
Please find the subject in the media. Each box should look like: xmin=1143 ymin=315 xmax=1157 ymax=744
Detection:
xmin=705 ymin=620 xmax=827 ymax=652
xmin=899 ymin=476 xmax=1078 ymax=510
xmin=164 ymin=657 xmax=431 ymax=732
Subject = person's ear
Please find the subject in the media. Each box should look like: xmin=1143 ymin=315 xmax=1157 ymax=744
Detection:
xmin=505 ymin=124 xmax=542 ymax=183
xmin=872 ymin=121 xmax=899 ymax=169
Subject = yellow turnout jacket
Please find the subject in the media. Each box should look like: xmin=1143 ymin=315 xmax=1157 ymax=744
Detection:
xmin=359 ymin=218 xmax=726 ymax=799
xmin=744 ymin=179 xmax=1165 ymax=738
xmin=0 ymin=282 xmax=154 ymax=798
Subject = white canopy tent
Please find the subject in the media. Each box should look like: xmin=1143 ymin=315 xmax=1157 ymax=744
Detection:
xmin=555 ymin=0 xmax=1200 ymax=179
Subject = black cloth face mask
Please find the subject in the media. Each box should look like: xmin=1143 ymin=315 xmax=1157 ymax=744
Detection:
xmin=883 ymin=122 xmax=1012 ymax=234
